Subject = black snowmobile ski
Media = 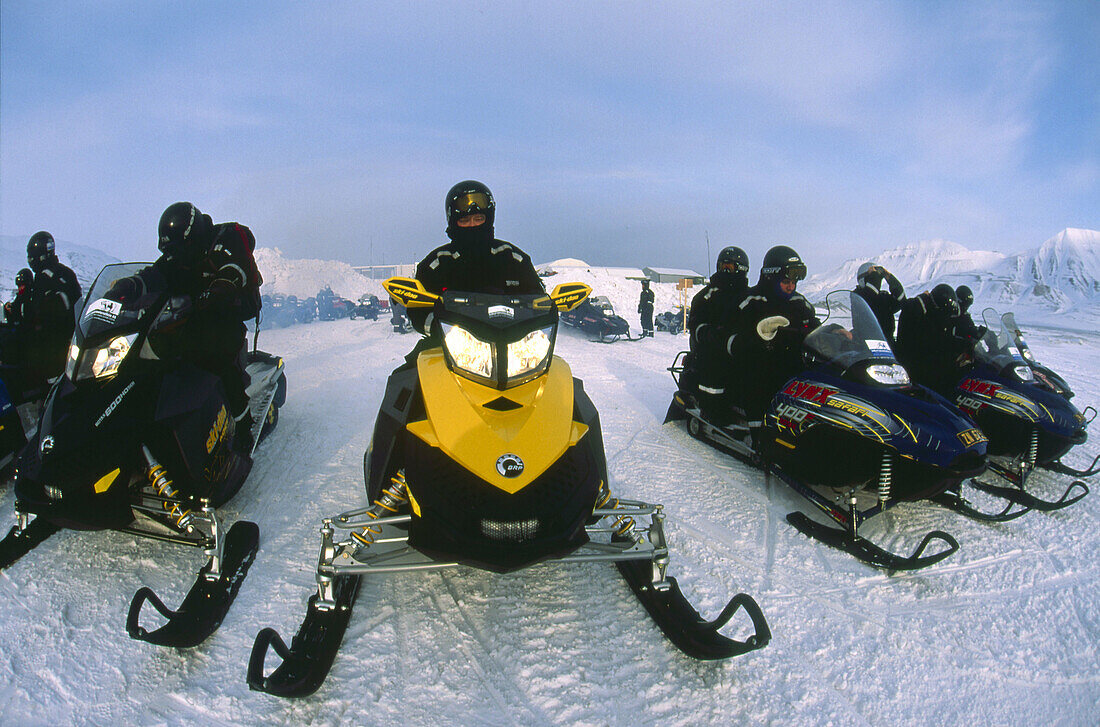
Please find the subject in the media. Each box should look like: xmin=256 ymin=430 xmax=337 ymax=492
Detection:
xmin=0 ymin=516 xmax=60 ymax=570
xmin=248 ymin=574 xmax=361 ymax=698
xmin=128 ymin=520 xmax=260 ymax=647
xmin=1042 ymin=452 xmax=1100 ymax=479
xmin=616 ymin=559 xmax=770 ymax=659
xmin=929 ymin=488 xmax=1032 ymax=522
xmin=969 ymin=478 xmax=1089 ymax=512
xmin=785 ymin=512 xmax=958 ymax=570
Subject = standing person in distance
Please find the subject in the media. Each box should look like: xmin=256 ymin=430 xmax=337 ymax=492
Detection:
xmin=895 ymin=283 xmax=971 ymax=393
xmin=638 ymin=280 xmax=655 ymax=337
xmin=23 ymin=231 xmax=82 ymax=381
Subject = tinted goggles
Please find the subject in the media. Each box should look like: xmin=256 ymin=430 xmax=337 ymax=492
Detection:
xmin=450 ymin=191 xmax=492 ymax=215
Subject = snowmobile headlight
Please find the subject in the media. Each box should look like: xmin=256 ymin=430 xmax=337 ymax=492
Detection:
xmin=1013 ymin=365 xmax=1035 ymax=382
xmin=64 ymin=344 xmax=80 ymax=379
xmin=867 ymin=363 xmax=910 ymax=386
xmin=506 ymin=326 xmax=553 ymax=380
xmin=1021 ymin=348 xmax=1035 ymax=362
xmin=442 ymin=323 xmax=494 ymax=379
xmin=77 ymin=334 xmax=137 ymax=381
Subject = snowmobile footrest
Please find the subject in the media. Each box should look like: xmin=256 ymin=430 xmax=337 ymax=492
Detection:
xmin=127 ymin=520 xmax=259 ymax=647
xmin=0 ymin=518 xmax=60 ymax=570
xmin=970 ymin=479 xmax=1088 ymax=512
xmin=616 ymin=560 xmax=770 ymax=660
xmin=248 ymin=575 xmax=361 ymax=698
xmin=930 ymin=490 xmax=1031 ymax=522
xmin=786 ymin=512 xmax=958 ymax=570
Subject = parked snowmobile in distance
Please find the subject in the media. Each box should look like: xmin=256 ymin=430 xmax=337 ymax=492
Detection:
xmin=666 ymin=292 xmax=992 ymax=570
xmin=0 ymin=262 xmax=288 ymax=647
xmin=560 ymin=295 xmax=632 ymax=342
xmin=348 ymin=294 xmax=380 ymax=321
xmin=248 ymin=277 xmax=769 ymax=698
xmin=943 ymin=310 xmax=1094 ymax=510
xmin=655 ymin=308 xmax=686 ymax=335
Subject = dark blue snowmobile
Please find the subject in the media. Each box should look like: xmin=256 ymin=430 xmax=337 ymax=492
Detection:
xmin=0 ymin=263 xmax=288 ymax=647
xmin=944 ymin=310 xmax=1093 ymax=511
xmin=666 ymin=292 xmax=991 ymax=570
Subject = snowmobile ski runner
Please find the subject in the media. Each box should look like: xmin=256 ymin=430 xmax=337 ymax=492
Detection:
xmin=667 ymin=292 xmax=992 ymax=570
xmin=248 ymin=277 xmax=769 ymax=698
xmin=0 ymin=263 xmax=287 ymax=647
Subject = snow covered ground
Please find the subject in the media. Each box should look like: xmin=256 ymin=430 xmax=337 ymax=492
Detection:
xmin=1 ymin=311 xmax=1098 ymax=726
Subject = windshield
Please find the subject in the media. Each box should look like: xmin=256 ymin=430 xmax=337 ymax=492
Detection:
xmin=973 ymin=309 xmax=1032 ymax=376
xmin=78 ymin=262 xmax=154 ymax=341
xmin=997 ymin=311 xmax=1041 ymax=366
xmin=804 ymin=292 xmax=898 ymax=370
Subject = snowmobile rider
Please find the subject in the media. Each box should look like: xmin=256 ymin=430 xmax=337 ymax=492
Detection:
xmin=107 ymin=202 xmax=261 ymax=454
xmin=952 ymin=284 xmax=987 ymax=343
xmin=682 ymin=246 xmax=751 ymax=423
xmin=3 ymin=232 xmax=83 ymax=382
xmin=638 ymin=280 xmax=655 ymax=337
xmin=895 ymin=283 xmax=972 ymax=393
xmin=403 ymin=180 xmax=544 ymax=362
xmin=730 ymin=245 xmax=820 ymax=420
xmin=3 ymin=268 xmax=34 ymax=326
xmin=853 ymin=261 xmax=905 ymax=344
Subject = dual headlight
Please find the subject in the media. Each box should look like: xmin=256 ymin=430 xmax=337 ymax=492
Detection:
xmin=866 ymin=363 xmax=911 ymax=386
xmin=66 ymin=334 xmax=137 ymax=381
xmin=442 ymin=323 xmax=554 ymax=387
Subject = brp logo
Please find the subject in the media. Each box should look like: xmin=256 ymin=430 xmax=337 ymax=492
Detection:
xmin=40 ymin=435 xmax=55 ymax=455
xmin=496 ymin=453 xmax=525 ymax=478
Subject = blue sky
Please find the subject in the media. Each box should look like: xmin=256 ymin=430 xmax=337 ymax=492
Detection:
xmin=1 ymin=1 xmax=1097 ymax=276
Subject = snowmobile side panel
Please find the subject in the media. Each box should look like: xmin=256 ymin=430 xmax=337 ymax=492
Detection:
xmin=127 ymin=520 xmax=259 ymax=647
xmin=0 ymin=517 xmax=61 ymax=570
xmin=247 ymin=575 xmax=361 ymax=698
xmin=616 ymin=559 xmax=770 ymax=659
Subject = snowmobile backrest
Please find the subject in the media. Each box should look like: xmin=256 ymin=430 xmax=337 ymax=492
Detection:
xmin=383 ymin=277 xmax=439 ymax=309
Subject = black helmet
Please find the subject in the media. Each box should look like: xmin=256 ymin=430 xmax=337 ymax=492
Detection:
xmin=158 ymin=202 xmax=214 ymax=263
xmin=716 ymin=246 xmax=749 ymax=275
xmin=955 ymin=285 xmax=974 ymax=313
xmin=27 ymin=231 xmax=56 ymax=271
xmin=16 ymin=268 xmax=33 ymax=287
xmin=445 ymin=180 xmax=495 ymax=230
xmin=931 ymin=283 xmax=960 ymax=318
xmin=760 ymin=245 xmax=807 ymax=282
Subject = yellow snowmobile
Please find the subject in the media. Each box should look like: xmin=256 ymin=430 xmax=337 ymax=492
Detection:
xmin=249 ymin=278 xmax=769 ymax=697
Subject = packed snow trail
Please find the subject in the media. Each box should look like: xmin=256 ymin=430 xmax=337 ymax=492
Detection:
xmin=0 ymin=319 xmax=1098 ymax=725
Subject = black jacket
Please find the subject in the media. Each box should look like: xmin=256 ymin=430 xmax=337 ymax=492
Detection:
xmin=30 ymin=258 xmax=82 ymax=339
xmin=409 ymin=236 xmax=544 ymax=334
xmin=688 ymin=270 xmax=748 ymax=351
xmin=638 ymin=287 xmax=654 ymax=313
xmin=895 ymin=292 xmax=971 ymax=389
xmin=853 ymin=273 xmax=904 ymax=341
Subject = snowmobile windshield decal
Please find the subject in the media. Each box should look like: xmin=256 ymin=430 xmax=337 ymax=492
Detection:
xmin=487 ymin=305 xmax=515 ymax=320
xmin=866 ymin=339 xmax=893 ymax=358
xmin=83 ymin=298 xmax=123 ymax=325
xmin=957 ymin=428 xmax=988 ymax=448
xmin=496 ymin=453 xmax=525 ymax=478
xmin=782 ymin=381 xmax=838 ymax=405
xmin=95 ymin=381 xmax=135 ymax=427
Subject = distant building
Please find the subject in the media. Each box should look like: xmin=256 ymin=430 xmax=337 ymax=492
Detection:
xmin=353 ymin=264 xmax=417 ymax=279
xmin=643 ymin=267 xmax=705 ymax=284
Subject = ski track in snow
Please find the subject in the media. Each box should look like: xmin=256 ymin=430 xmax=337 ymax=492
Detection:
xmin=1 ymin=319 xmax=1099 ymax=726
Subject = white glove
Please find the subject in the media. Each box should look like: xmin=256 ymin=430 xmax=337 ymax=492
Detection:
xmin=756 ymin=315 xmax=790 ymax=341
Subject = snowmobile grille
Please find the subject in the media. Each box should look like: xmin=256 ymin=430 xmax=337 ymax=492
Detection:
xmin=480 ymin=517 xmax=540 ymax=542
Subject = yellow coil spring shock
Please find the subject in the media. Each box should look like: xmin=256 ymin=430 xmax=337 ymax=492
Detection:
xmin=351 ymin=471 xmax=410 ymax=547
xmin=147 ymin=463 xmax=191 ymax=528
xmin=594 ymin=482 xmax=635 ymax=537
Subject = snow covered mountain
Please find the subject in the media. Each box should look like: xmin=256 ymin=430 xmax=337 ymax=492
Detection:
xmin=803 ymin=228 xmax=1100 ymax=328
xmin=253 ymin=247 xmax=390 ymax=301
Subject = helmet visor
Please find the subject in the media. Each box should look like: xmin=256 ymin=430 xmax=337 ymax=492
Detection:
xmin=450 ymin=191 xmax=492 ymax=216
xmin=782 ymin=262 xmax=807 ymax=282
